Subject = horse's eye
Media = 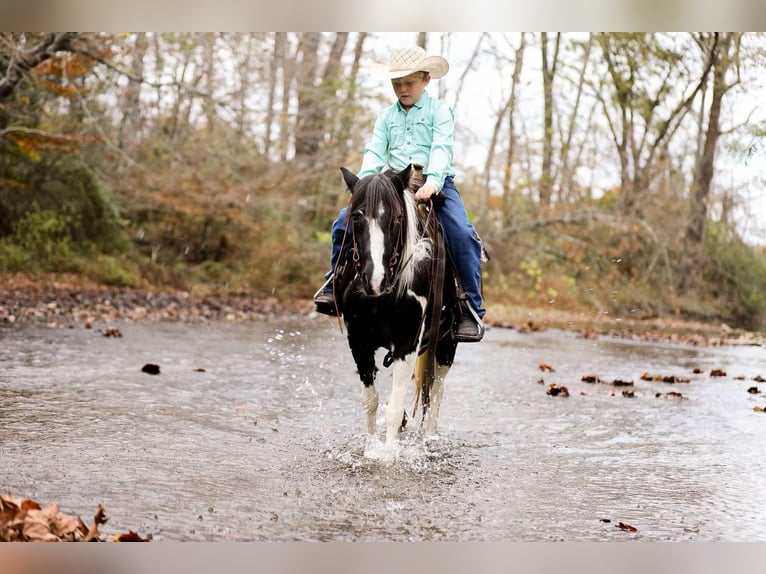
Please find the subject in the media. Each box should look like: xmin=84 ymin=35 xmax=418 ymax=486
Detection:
xmin=351 ymin=210 xmax=365 ymax=224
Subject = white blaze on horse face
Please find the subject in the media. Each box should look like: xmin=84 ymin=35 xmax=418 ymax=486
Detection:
xmin=368 ymin=205 xmax=386 ymax=294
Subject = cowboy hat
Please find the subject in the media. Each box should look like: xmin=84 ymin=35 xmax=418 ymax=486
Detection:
xmin=370 ymin=46 xmax=449 ymax=80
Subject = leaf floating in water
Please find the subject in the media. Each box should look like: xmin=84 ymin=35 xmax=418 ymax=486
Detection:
xmin=581 ymin=374 xmax=601 ymax=384
xmin=194 ymin=368 xmax=206 ymax=372
xmin=754 ymin=405 xmax=765 ymax=412
xmin=538 ymin=363 xmax=555 ymax=372
xmin=114 ymin=530 xmax=149 ymax=542
xmin=611 ymin=379 xmax=634 ymax=387
xmin=753 ymin=375 xmax=765 ymax=383
xmin=747 ymin=387 xmax=760 ymax=395
xmin=141 ymin=363 xmax=160 ymax=375
xmin=600 ymin=518 xmax=612 ymax=523
xmin=710 ymin=369 xmax=727 ymax=377
xmin=640 ymin=372 xmax=689 ymax=383
xmin=102 ymin=327 xmax=122 ymax=338
xmin=692 ymin=368 xmax=703 ymax=374
xmin=546 ymin=383 xmax=569 ymax=397
xmin=734 ymin=375 xmax=746 ymax=381
xmin=616 ymin=522 xmax=638 ymax=532
xmin=622 ymin=390 xmax=635 ymax=398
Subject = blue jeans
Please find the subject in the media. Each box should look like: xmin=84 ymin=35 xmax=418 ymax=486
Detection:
xmin=326 ymin=176 xmax=485 ymax=318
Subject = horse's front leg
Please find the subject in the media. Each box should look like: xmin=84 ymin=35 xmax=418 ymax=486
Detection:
xmin=351 ymin=343 xmax=379 ymax=436
xmin=386 ymin=350 xmax=418 ymax=448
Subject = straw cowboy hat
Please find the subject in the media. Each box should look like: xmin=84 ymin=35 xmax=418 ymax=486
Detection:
xmin=371 ymin=46 xmax=449 ymax=80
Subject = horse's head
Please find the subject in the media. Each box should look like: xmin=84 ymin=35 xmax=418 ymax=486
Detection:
xmin=340 ymin=165 xmax=413 ymax=297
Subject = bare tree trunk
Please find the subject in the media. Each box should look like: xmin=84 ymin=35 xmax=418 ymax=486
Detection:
xmin=687 ymin=32 xmax=738 ymax=244
xmin=502 ymin=33 xmax=526 ymax=225
xmin=264 ymin=33 xmax=279 ymax=158
xmin=278 ymin=33 xmax=293 ymax=162
xmin=294 ymin=32 xmax=321 ymax=159
xmin=540 ymin=32 xmax=560 ymax=207
xmin=557 ymin=34 xmax=593 ymax=202
xmin=203 ymin=33 xmax=217 ymax=134
xmin=118 ymin=33 xmax=147 ymax=152
xmin=337 ymin=32 xmax=367 ymax=148
xmin=235 ymin=34 xmax=256 ymax=140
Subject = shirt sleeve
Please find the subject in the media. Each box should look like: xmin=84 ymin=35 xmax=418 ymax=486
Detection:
xmin=357 ymin=109 xmax=389 ymax=178
xmin=424 ymin=100 xmax=454 ymax=192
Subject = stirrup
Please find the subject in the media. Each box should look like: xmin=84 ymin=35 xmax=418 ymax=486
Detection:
xmin=453 ymin=302 xmax=485 ymax=343
xmin=313 ymin=274 xmax=334 ymax=300
xmin=313 ymin=275 xmax=339 ymax=316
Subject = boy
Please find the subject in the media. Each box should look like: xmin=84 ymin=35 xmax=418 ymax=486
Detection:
xmin=315 ymin=46 xmax=485 ymax=342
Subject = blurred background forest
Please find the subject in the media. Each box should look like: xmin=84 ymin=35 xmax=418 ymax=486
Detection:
xmin=1 ymin=32 xmax=766 ymax=330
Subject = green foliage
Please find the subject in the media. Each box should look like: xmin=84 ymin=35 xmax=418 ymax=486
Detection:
xmin=702 ymin=223 xmax=766 ymax=330
xmin=0 ymin=151 xmax=125 ymax=255
xmin=0 ymin=208 xmax=75 ymax=272
xmin=76 ymin=254 xmax=142 ymax=288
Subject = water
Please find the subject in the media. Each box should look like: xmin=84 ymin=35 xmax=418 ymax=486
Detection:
xmin=1 ymin=319 xmax=764 ymax=541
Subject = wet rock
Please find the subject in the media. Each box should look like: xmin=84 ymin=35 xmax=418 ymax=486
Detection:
xmin=141 ymin=363 xmax=161 ymax=375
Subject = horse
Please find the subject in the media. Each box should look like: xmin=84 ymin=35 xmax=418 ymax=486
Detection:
xmin=330 ymin=164 xmax=460 ymax=451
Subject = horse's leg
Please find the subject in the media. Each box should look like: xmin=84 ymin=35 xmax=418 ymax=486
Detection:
xmin=386 ymin=350 xmax=418 ymax=448
xmin=361 ymin=379 xmax=379 ymax=436
xmin=351 ymin=343 xmax=378 ymax=436
xmin=423 ymin=361 xmax=450 ymax=436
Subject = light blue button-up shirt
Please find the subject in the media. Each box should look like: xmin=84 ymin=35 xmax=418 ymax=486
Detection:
xmin=357 ymin=91 xmax=456 ymax=192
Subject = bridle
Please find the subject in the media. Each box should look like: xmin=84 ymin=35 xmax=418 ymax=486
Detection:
xmin=340 ymin=194 xmax=435 ymax=298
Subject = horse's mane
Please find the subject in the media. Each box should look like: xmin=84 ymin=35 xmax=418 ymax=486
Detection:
xmin=349 ymin=173 xmax=431 ymax=297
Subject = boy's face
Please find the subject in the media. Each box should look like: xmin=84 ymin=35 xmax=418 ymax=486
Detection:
xmin=391 ymin=72 xmax=430 ymax=110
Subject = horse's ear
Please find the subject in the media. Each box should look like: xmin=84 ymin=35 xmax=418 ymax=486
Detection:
xmin=340 ymin=167 xmax=359 ymax=193
xmin=391 ymin=164 xmax=412 ymax=193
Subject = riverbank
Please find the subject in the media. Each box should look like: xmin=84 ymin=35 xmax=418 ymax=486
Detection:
xmin=1 ymin=272 xmax=762 ymax=347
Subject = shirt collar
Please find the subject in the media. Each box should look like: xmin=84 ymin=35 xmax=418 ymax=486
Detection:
xmin=396 ymin=90 xmax=429 ymax=113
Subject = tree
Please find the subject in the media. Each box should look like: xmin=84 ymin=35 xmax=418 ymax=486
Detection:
xmin=686 ymin=32 xmax=741 ymax=244
xmin=540 ymin=32 xmax=560 ymax=207
xmin=594 ymin=33 xmax=716 ymax=217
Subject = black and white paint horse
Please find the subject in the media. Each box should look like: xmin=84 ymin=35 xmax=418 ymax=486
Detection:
xmin=331 ymin=164 xmax=459 ymax=450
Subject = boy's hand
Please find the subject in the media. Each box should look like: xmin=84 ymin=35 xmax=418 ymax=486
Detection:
xmin=415 ymin=184 xmax=438 ymax=202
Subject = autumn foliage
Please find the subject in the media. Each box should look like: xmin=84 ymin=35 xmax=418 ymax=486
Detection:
xmin=0 ymin=493 xmax=147 ymax=542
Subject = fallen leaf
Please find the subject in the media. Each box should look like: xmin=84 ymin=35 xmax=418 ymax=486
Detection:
xmin=83 ymin=504 xmax=108 ymax=542
xmin=710 ymin=369 xmax=726 ymax=377
xmin=114 ymin=530 xmax=149 ymax=542
xmin=546 ymin=383 xmax=569 ymax=397
xmin=616 ymin=522 xmax=638 ymax=532
xmin=747 ymin=387 xmax=760 ymax=394
xmin=581 ymin=374 xmax=601 ymax=383
xmin=611 ymin=379 xmax=634 ymax=387
xmin=538 ymin=363 xmax=555 ymax=372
